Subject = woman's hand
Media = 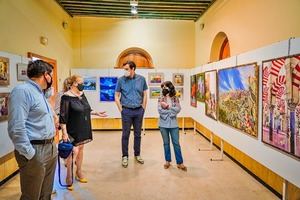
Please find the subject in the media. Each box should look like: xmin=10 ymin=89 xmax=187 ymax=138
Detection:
xmin=160 ymin=102 xmax=169 ymax=109
xmin=96 ymin=111 xmax=108 ymax=117
xmin=62 ymin=133 xmax=69 ymax=142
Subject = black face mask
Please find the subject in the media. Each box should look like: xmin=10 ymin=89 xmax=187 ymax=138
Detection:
xmin=44 ymin=73 xmax=52 ymax=90
xmin=162 ymin=88 xmax=169 ymax=96
xmin=77 ymin=83 xmax=84 ymax=91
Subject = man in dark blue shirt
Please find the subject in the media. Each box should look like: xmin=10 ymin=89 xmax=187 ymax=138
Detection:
xmin=115 ymin=61 xmax=148 ymax=168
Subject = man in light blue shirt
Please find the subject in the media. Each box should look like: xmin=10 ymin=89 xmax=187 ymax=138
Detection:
xmin=8 ymin=60 xmax=57 ymax=200
xmin=115 ymin=61 xmax=148 ymax=168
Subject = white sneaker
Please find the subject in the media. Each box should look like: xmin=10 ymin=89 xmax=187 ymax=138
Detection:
xmin=135 ymin=156 xmax=144 ymax=164
xmin=122 ymin=156 xmax=128 ymax=168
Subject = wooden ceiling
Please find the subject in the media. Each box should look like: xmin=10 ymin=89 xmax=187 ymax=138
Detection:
xmin=55 ymin=0 xmax=215 ymax=21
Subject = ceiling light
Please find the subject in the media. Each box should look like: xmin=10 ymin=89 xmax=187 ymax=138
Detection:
xmin=131 ymin=6 xmax=138 ymax=15
xmin=130 ymin=0 xmax=138 ymax=7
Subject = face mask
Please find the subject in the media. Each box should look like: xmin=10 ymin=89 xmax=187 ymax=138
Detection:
xmin=77 ymin=83 xmax=84 ymax=91
xmin=44 ymin=73 xmax=53 ymax=90
xmin=124 ymin=70 xmax=130 ymax=77
xmin=44 ymin=87 xmax=53 ymax=99
xmin=162 ymin=88 xmax=170 ymax=96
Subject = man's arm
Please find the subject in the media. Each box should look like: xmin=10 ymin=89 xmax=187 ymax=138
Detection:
xmin=142 ymin=90 xmax=147 ymax=110
xmin=115 ymin=92 xmax=122 ymax=112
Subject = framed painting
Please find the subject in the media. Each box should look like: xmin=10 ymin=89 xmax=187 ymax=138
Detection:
xmin=175 ymin=87 xmax=183 ymax=100
xmin=17 ymin=63 xmax=29 ymax=81
xmin=173 ymin=73 xmax=184 ymax=86
xmin=148 ymin=73 xmax=164 ymax=86
xmin=0 ymin=93 xmax=9 ymax=121
xmin=149 ymin=87 xmax=161 ymax=99
xmin=205 ymin=70 xmax=217 ymax=120
xmin=196 ymin=73 xmax=205 ymax=102
xmin=99 ymin=77 xmax=118 ymax=102
xmin=262 ymin=54 xmax=300 ymax=158
xmin=218 ymin=63 xmax=258 ymax=137
xmin=0 ymin=57 xmax=9 ymax=86
xmin=83 ymin=76 xmax=97 ymax=91
xmin=190 ymin=75 xmax=197 ymax=107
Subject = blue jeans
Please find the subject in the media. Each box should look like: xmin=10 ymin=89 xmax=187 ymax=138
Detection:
xmin=159 ymin=127 xmax=183 ymax=164
xmin=121 ymin=107 xmax=144 ymax=157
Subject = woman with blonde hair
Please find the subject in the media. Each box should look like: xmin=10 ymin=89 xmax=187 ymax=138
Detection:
xmin=60 ymin=75 xmax=107 ymax=190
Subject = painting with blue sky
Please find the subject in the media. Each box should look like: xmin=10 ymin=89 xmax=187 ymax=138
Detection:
xmin=83 ymin=76 xmax=96 ymax=90
xmin=100 ymin=77 xmax=118 ymax=102
xmin=218 ymin=63 xmax=258 ymax=137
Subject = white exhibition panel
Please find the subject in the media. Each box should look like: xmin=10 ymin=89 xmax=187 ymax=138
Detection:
xmin=191 ymin=38 xmax=300 ymax=188
xmin=70 ymin=68 xmax=190 ymax=119
xmin=0 ymin=51 xmax=29 ymax=157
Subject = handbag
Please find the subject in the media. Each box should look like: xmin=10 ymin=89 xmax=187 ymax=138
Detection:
xmin=57 ymin=141 xmax=74 ymax=188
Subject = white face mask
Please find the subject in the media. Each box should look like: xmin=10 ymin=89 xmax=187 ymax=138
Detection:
xmin=44 ymin=87 xmax=54 ymax=99
xmin=124 ymin=70 xmax=130 ymax=77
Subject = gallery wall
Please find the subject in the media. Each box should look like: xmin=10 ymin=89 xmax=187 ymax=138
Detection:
xmin=190 ymin=38 xmax=300 ymax=188
xmin=72 ymin=17 xmax=195 ymax=69
xmin=0 ymin=0 xmax=73 ymax=89
xmin=195 ymin=0 xmax=300 ymax=66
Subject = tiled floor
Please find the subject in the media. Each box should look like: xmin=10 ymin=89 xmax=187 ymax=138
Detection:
xmin=0 ymin=130 xmax=279 ymax=200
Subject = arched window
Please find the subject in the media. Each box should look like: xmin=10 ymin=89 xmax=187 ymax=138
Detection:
xmin=115 ymin=47 xmax=153 ymax=68
xmin=210 ymin=32 xmax=230 ymax=62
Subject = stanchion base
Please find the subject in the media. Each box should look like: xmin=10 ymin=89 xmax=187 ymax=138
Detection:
xmin=210 ymin=158 xmax=223 ymax=161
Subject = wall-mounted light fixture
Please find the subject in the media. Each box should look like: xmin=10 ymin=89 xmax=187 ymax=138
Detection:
xmin=199 ymin=23 xmax=205 ymax=30
xmin=40 ymin=36 xmax=48 ymax=46
xmin=62 ymin=21 xmax=68 ymax=29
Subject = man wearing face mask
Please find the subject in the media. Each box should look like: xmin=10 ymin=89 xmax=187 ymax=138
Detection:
xmin=115 ymin=61 xmax=148 ymax=168
xmin=8 ymin=60 xmax=57 ymax=200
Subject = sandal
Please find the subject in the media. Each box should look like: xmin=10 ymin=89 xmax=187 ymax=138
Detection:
xmin=177 ymin=164 xmax=187 ymax=172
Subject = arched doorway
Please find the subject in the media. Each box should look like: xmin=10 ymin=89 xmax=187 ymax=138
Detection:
xmin=115 ymin=47 xmax=153 ymax=68
xmin=210 ymin=32 xmax=230 ymax=62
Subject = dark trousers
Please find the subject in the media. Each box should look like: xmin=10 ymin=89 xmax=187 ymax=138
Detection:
xmin=14 ymin=143 xmax=57 ymax=200
xmin=121 ymin=107 xmax=144 ymax=157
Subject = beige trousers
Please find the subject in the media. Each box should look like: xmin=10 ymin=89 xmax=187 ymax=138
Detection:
xmin=15 ymin=142 xmax=57 ymax=200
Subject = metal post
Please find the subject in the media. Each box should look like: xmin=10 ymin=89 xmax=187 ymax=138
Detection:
xmin=211 ymin=139 xmax=224 ymax=161
xmin=199 ymin=132 xmax=213 ymax=151
xmin=182 ymin=117 xmax=186 ymax=134
xmin=143 ymin=118 xmax=145 ymax=135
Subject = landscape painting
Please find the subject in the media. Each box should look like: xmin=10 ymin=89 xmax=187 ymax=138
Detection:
xmin=262 ymin=55 xmax=300 ymax=158
xmin=196 ymin=73 xmax=205 ymax=102
xmin=190 ymin=75 xmax=197 ymax=107
xmin=83 ymin=76 xmax=97 ymax=90
xmin=218 ymin=63 xmax=258 ymax=137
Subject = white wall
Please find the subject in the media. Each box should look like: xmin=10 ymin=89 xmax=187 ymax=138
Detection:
xmin=70 ymin=68 xmax=190 ymax=119
xmin=191 ymin=37 xmax=300 ymax=188
xmin=0 ymin=51 xmax=30 ymax=157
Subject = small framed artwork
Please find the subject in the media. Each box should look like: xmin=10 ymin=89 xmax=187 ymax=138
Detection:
xmin=190 ymin=75 xmax=197 ymax=107
xmin=83 ymin=76 xmax=97 ymax=91
xmin=149 ymin=87 xmax=161 ymax=99
xmin=196 ymin=73 xmax=205 ymax=102
xmin=100 ymin=77 xmax=118 ymax=102
xmin=0 ymin=57 xmax=9 ymax=86
xmin=148 ymin=73 xmax=164 ymax=86
xmin=176 ymin=87 xmax=184 ymax=100
xmin=173 ymin=73 xmax=184 ymax=86
xmin=17 ymin=63 xmax=29 ymax=81
xmin=0 ymin=93 xmax=9 ymax=121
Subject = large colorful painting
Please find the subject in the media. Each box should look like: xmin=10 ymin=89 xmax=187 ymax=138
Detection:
xmin=218 ymin=63 xmax=258 ymax=137
xmin=262 ymin=54 xmax=300 ymax=158
xmin=0 ymin=57 xmax=9 ymax=86
xmin=205 ymin=70 xmax=217 ymax=120
xmin=100 ymin=77 xmax=118 ymax=102
xmin=0 ymin=93 xmax=9 ymax=121
xmin=196 ymin=73 xmax=205 ymax=102
xmin=83 ymin=76 xmax=96 ymax=91
xmin=190 ymin=75 xmax=197 ymax=107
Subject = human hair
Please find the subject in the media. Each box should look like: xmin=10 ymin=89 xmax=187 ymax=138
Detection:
xmin=161 ymin=81 xmax=176 ymax=97
xmin=27 ymin=60 xmax=53 ymax=78
xmin=123 ymin=61 xmax=136 ymax=71
xmin=68 ymin=75 xmax=82 ymax=87
xmin=62 ymin=77 xmax=71 ymax=92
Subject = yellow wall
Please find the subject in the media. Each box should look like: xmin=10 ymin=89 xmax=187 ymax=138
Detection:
xmin=0 ymin=0 xmax=73 ymax=86
xmin=195 ymin=0 xmax=300 ymax=66
xmin=72 ymin=17 xmax=195 ymax=68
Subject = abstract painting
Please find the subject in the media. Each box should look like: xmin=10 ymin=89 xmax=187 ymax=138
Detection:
xmin=83 ymin=76 xmax=97 ymax=90
xmin=173 ymin=73 xmax=184 ymax=86
xmin=100 ymin=77 xmax=118 ymax=102
xmin=190 ymin=75 xmax=197 ymax=107
xmin=149 ymin=87 xmax=161 ymax=99
xmin=0 ymin=57 xmax=9 ymax=86
xmin=196 ymin=73 xmax=205 ymax=102
xmin=205 ymin=70 xmax=217 ymax=120
xmin=262 ymin=54 xmax=300 ymax=158
xmin=0 ymin=93 xmax=9 ymax=121
xmin=218 ymin=63 xmax=258 ymax=137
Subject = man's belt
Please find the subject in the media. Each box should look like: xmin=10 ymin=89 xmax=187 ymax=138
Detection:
xmin=30 ymin=138 xmax=54 ymax=145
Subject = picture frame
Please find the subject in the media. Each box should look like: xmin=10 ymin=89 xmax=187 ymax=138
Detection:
xmin=0 ymin=57 xmax=9 ymax=86
xmin=0 ymin=93 xmax=9 ymax=121
xmin=99 ymin=77 xmax=118 ymax=102
xmin=204 ymin=70 xmax=217 ymax=120
xmin=218 ymin=63 xmax=259 ymax=138
xmin=173 ymin=73 xmax=184 ymax=86
xmin=175 ymin=87 xmax=184 ymax=100
xmin=190 ymin=75 xmax=197 ymax=107
xmin=83 ymin=76 xmax=97 ymax=91
xmin=17 ymin=63 xmax=29 ymax=81
xmin=148 ymin=73 xmax=164 ymax=86
xmin=149 ymin=87 xmax=161 ymax=99
xmin=196 ymin=73 xmax=205 ymax=102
